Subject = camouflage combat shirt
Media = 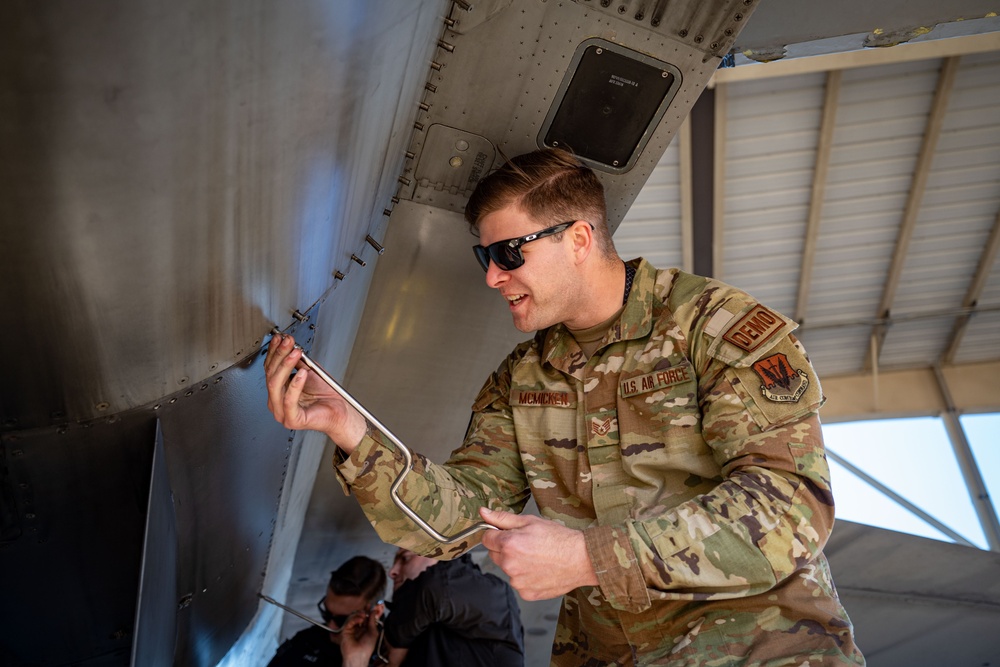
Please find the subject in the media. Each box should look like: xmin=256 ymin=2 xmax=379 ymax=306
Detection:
xmin=335 ymin=259 xmax=865 ymax=666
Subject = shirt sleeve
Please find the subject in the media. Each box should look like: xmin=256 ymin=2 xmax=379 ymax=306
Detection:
xmin=333 ymin=348 xmax=533 ymax=558
xmin=584 ymin=293 xmax=836 ymax=613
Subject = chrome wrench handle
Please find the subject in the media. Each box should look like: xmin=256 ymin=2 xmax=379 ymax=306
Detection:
xmin=272 ymin=329 xmax=496 ymax=544
xmin=257 ymin=594 xmax=334 ymax=633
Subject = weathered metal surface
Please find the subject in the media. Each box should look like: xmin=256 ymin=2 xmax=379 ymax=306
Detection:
xmin=0 ymin=1 xmax=447 ymax=665
xmin=0 ymin=341 xmax=296 ymax=667
xmin=0 ymin=412 xmax=155 ymax=666
xmin=155 ymin=343 xmax=296 ymax=667
xmin=0 ymin=0 xmax=443 ymax=430
xmin=400 ymin=0 xmax=759 ymax=231
xmin=131 ymin=425 xmax=177 ymax=667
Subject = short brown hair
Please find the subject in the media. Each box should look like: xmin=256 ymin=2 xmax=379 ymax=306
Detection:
xmin=328 ymin=556 xmax=386 ymax=604
xmin=465 ymin=148 xmax=616 ymax=258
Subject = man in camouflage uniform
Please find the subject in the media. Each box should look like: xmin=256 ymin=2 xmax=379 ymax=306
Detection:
xmin=266 ymin=149 xmax=865 ymax=666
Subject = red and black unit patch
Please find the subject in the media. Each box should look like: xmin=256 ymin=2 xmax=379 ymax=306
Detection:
xmin=752 ymin=353 xmax=809 ymax=403
xmin=722 ymin=305 xmax=786 ymax=353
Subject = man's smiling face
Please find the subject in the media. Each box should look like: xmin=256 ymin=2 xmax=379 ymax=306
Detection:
xmin=478 ymin=205 xmax=586 ymax=333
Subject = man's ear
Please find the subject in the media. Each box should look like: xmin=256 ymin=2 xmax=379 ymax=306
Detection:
xmin=569 ymin=220 xmax=594 ymax=264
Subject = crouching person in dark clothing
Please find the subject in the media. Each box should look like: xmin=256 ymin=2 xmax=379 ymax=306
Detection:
xmin=384 ymin=548 xmax=525 ymax=667
xmin=267 ymin=556 xmax=387 ymax=667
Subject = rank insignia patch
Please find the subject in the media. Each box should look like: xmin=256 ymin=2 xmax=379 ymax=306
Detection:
xmin=591 ymin=415 xmax=615 ymax=436
xmin=752 ymin=353 xmax=809 ymax=403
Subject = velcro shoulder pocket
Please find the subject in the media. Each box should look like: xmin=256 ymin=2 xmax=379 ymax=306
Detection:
xmin=726 ymin=336 xmax=824 ymax=430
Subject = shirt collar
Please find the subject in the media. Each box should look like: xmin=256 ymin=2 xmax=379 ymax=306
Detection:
xmin=540 ymin=258 xmax=656 ymax=375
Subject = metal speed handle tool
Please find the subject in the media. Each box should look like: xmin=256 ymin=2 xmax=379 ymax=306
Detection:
xmin=258 ymin=594 xmax=333 ymax=633
xmin=275 ymin=330 xmax=497 ymax=544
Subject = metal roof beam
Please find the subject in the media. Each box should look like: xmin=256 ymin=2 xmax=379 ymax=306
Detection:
xmin=712 ymin=31 xmax=1000 ymax=85
xmin=942 ymin=208 xmax=1000 ymax=364
xmin=679 ymin=117 xmax=695 ymax=274
xmin=825 ymin=448 xmax=978 ymax=548
xmin=934 ymin=365 xmax=1000 ymax=551
xmin=796 ymin=69 xmax=841 ymax=324
xmin=713 ymin=83 xmax=728 ymax=279
xmin=865 ymin=56 xmax=960 ymax=370
xmin=735 ymin=0 xmax=999 ymax=56
xmin=821 ymin=360 xmax=1000 ymax=421
xmin=690 ymin=87 xmax=717 ymax=278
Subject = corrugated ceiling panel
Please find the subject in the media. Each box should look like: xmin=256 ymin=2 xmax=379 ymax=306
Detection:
xmin=614 ymin=139 xmax=682 ymax=269
xmin=888 ymin=51 xmax=1000 ymax=368
xmin=972 ymin=241 xmax=1000 ymax=315
xmin=880 ymin=316 xmax=955 ymax=369
xmin=953 ymin=226 xmax=1000 ymax=365
xmin=801 ymin=60 xmax=941 ymax=373
xmin=957 ymin=310 xmax=1000 ymax=364
xmin=722 ymin=72 xmax=826 ymax=313
xmin=797 ymin=325 xmax=874 ymax=378
xmin=624 ymin=45 xmax=1000 ymax=378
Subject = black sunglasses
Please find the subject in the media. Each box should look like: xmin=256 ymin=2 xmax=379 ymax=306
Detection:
xmin=317 ymin=598 xmax=383 ymax=633
xmin=317 ymin=598 xmax=351 ymax=630
xmin=472 ymin=221 xmax=581 ymax=272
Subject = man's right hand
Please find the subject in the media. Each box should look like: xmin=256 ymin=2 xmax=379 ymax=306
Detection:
xmin=264 ymin=333 xmax=367 ymax=454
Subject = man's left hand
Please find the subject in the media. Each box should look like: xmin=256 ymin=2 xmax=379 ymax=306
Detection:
xmin=479 ymin=507 xmax=598 ymax=600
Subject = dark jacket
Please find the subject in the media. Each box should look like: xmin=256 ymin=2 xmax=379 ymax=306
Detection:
xmin=267 ymin=625 xmax=343 ymax=667
xmin=385 ymin=554 xmax=524 ymax=667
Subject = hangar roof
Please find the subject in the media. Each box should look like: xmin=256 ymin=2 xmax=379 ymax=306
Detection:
xmin=614 ymin=31 xmax=1000 ymax=421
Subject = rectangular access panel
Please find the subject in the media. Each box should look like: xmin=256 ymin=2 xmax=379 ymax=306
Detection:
xmin=540 ymin=38 xmax=682 ymax=173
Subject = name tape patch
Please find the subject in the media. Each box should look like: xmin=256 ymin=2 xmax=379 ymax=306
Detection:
xmin=511 ymin=390 xmax=575 ymax=408
xmin=620 ymin=365 xmax=692 ymax=398
xmin=722 ymin=305 xmax=786 ymax=352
